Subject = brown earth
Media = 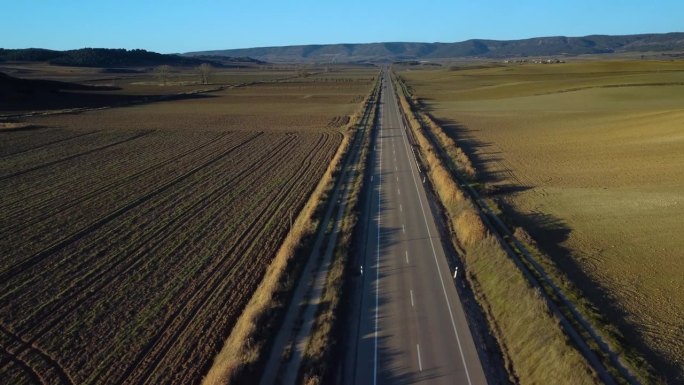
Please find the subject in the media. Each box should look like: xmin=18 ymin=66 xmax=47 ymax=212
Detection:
xmin=0 ymin=66 xmax=376 ymax=385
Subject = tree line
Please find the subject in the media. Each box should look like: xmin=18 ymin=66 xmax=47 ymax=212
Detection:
xmin=0 ymin=48 xmax=219 ymax=68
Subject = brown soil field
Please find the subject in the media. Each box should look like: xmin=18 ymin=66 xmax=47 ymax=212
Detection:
xmin=399 ymin=60 xmax=684 ymax=382
xmin=0 ymin=62 xmax=345 ymax=114
xmin=0 ymin=67 xmax=376 ymax=385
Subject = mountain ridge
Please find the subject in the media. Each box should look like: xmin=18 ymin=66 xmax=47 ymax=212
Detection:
xmin=185 ymin=32 xmax=684 ymax=62
xmin=0 ymin=48 xmax=263 ymax=67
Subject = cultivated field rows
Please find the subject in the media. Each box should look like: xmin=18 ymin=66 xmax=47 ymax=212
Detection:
xmin=0 ymin=69 xmax=376 ymax=385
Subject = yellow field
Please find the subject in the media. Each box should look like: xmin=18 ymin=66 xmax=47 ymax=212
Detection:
xmin=399 ymin=60 xmax=684 ymax=381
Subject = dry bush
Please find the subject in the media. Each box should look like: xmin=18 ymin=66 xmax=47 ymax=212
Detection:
xmin=432 ymin=164 xmax=465 ymax=208
xmin=455 ymin=208 xmax=487 ymax=247
xmin=513 ymin=226 xmax=536 ymax=247
xmin=426 ymin=114 xmax=476 ymax=179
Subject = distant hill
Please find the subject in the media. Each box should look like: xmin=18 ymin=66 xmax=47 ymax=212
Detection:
xmin=0 ymin=48 xmax=262 ymax=68
xmin=0 ymin=71 xmax=112 ymax=92
xmin=185 ymin=32 xmax=684 ymax=63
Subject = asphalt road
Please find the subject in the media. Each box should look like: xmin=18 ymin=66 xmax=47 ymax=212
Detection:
xmin=347 ymin=70 xmax=488 ymax=385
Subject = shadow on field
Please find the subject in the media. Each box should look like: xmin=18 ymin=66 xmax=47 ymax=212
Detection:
xmin=0 ymin=72 xmax=217 ymax=113
xmin=418 ymin=100 xmax=681 ymax=382
xmin=1 ymin=89 xmax=216 ymax=113
xmin=496 ymin=198 xmax=682 ymax=382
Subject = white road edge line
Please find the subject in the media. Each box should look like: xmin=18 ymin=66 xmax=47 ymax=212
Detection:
xmin=395 ymin=82 xmax=474 ymax=385
xmin=416 ymin=344 xmax=423 ymax=372
xmin=373 ymin=94 xmax=383 ymax=385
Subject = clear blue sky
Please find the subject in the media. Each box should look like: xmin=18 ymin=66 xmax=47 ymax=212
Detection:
xmin=2 ymin=0 xmax=682 ymax=53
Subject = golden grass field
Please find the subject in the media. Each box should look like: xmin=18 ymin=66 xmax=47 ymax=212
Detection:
xmin=399 ymin=60 xmax=684 ymax=381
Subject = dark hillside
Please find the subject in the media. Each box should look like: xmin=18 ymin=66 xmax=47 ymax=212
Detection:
xmin=0 ymin=48 xmax=263 ymax=68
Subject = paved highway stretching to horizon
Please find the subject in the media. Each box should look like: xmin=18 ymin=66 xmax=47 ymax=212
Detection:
xmin=346 ymin=69 xmax=488 ymax=385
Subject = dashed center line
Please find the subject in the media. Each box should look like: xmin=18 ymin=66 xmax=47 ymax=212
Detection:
xmin=410 ymin=289 xmax=414 ymax=307
xmin=399 ymin=204 xmax=403 ymax=212
xmin=402 ymin=224 xmax=405 ymax=233
xmin=405 ymin=250 xmax=409 ymax=264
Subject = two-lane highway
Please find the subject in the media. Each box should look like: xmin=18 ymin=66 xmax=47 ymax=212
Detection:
xmin=347 ymin=69 xmax=488 ymax=385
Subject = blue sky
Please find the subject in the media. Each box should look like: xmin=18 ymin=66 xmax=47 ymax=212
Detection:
xmin=2 ymin=0 xmax=682 ymax=53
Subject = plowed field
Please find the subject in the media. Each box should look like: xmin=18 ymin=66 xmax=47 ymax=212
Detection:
xmin=0 ymin=69 xmax=375 ymax=385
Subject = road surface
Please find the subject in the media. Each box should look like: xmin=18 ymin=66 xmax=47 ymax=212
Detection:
xmin=346 ymin=69 xmax=488 ymax=385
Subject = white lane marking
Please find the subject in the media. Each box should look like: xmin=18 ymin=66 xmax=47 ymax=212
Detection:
xmin=397 ymin=188 xmax=400 ymax=195
xmin=373 ymin=75 xmax=384 ymax=385
xmin=405 ymin=250 xmax=409 ymax=264
xmin=395 ymin=166 xmax=398 ymax=171
xmin=402 ymin=224 xmax=405 ymax=234
xmin=410 ymin=289 xmax=415 ymax=307
xmin=397 ymin=84 xmax=474 ymax=385
xmin=416 ymin=344 xmax=423 ymax=372
xmin=373 ymin=115 xmax=382 ymax=384
xmin=399 ymin=204 xmax=403 ymax=212
xmin=396 ymin=176 xmax=399 ymax=182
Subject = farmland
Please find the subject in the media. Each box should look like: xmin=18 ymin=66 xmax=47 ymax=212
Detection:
xmin=0 ymin=66 xmax=376 ymax=385
xmin=398 ymin=60 xmax=684 ymax=382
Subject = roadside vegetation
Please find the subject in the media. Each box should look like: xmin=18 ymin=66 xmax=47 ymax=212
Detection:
xmin=297 ymin=79 xmax=380 ymax=385
xmin=202 ymin=72 xmax=379 ymax=385
xmin=399 ymin=60 xmax=684 ymax=383
xmin=392 ymin=73 xmax=600 ymax=385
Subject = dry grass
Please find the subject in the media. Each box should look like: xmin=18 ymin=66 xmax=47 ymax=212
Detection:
xmin=393 ymin=74 xmax=599 ymax=384
xmin=455 ymin=209 xmax=487 ymax=247
xmin=400 ymin=60 xmax=684 ymax=382
xmin=299 ymin=81 xmax=379 ymax=385
xmin=202 ymin=84 xmax=377 ymax=385
xmin=201 ymin=132 xmax=350 ymax=385
xmin=468 ymin=235 xmax=597 ymax=384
